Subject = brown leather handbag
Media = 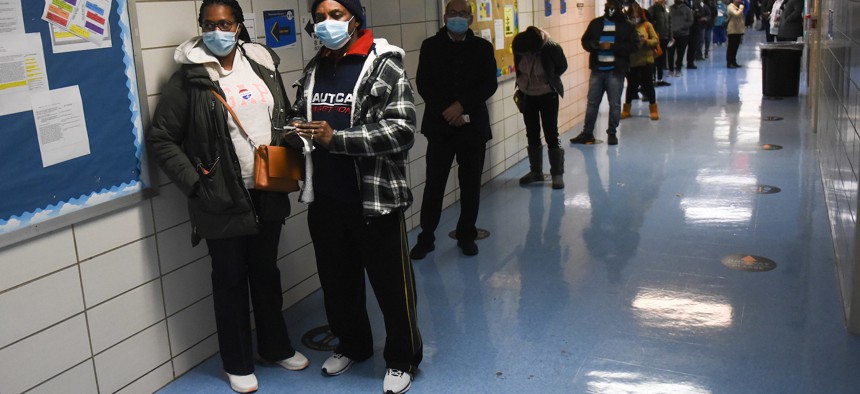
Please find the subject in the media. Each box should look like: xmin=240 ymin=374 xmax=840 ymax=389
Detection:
xmin=210 ymin=89 xmax=301 ymax=193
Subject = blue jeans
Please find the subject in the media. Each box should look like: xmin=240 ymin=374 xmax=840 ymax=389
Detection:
xmin=583 ymin=71 xmax=624 ymax=136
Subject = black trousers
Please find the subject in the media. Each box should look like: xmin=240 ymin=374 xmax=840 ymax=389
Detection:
xmin=668 ymin=35 xmax=689 ymax=71
xmin=308 ymin=201 xmax=423 ymax=373
xmin=417 ymin=135 xmax=486 ymax=245
xmin=521 ymin=92 xmax=560 ymax=149
xmin=727 ymin=34 xmax=742 ymax=66
xmin=687 ymin=23 xmax=700 ymax=63
xmin=207 ymin=197 xmax=295 ymax=375
xmin=625 ymin=64 xmax=656 ymax=104
xmin=654 ymin=38 xmax=670 ymax=80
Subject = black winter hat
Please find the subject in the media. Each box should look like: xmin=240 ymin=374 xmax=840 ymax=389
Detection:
xmin=310 ymin=0 xmax=365 ymax=28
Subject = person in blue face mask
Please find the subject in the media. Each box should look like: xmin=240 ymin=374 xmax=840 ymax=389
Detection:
xmin=410 ymin=0 xmax=498 ymax=260
xmin=146 ymin=1 xmax=308 ymax=393
xmin=289 ymin=1 xmax=423 ymax=393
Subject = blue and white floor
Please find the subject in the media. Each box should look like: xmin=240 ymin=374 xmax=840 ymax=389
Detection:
xmin=158 ymin=31 xmax=860 ymax=393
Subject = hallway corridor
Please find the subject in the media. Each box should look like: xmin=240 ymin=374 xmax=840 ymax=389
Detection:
xmin=158 ymin=31 xmax=860 ymax=393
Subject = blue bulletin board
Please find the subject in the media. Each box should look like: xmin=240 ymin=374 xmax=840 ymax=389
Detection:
xmin=0 ymin=0 xmax=154 ymax=249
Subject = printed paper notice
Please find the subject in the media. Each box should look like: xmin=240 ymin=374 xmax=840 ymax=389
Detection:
xmin=31 ymin=86 xmax=91 ymax=167
xmin=480 ymin=28 xmax=492 ymax=42
xmin=504 ymin=5 xmax=516 ymax=37
xmin=494 ymin=19 xmax=504 ymax=50
xmin=0 ymin=33 xmax=49 ymax=115
xmin=42 ymin=0 xmax=112 ymax=45
xmin=0 ymin=0 xmax=26 ymax=35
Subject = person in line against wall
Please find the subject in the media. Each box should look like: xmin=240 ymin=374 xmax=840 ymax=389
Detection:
xmin=726 ymin=0 xmax=746 ymax=68
xmin=288 ymin=1 xmax=422 ymax=392
xmin=713 ymin=0 xmax=729 ymax=45
xmin=775 ymin=0 xmax=803 ymax=41
xmin=145 ymin=1 xmax=308 ymax=392
xmin=702 ymin=0 xmax=716 ymax=59
xmin=668 ymin=0 xmax=693 ymax=77
xmin=621 ymin=2 xmax=660 ymax=121
xmin=512 ymin=26 xmax=568 ymax=189
xmin=760 ymin=0 xmax=776 ymax=42
xmin=649 ymin=0 xmax=673 ymax=86
xmin=410 ymin=0 xmax=498 ymax=259
xmin=569 ymin=0 xmax=639 ymax=146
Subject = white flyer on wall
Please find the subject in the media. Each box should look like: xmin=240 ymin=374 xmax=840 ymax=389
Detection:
xmin=494 ymin=19 xmax=504 ymax=50
xmin=0 ymin=0 xmax=26 ymax=35
xmin=0 ymin=33 xmax=49 ymax=115
xmin=243 ymin=12 xmax=257 ymax=43
xmin=31 ymin=86 xmax=91 ymax=167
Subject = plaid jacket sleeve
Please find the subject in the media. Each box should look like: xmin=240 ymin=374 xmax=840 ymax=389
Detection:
xmin=327 ymin=53 xmax=416 ymax=157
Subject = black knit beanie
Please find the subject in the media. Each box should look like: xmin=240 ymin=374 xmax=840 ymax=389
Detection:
xmin=310 ymin=0 xmax=365 ymax=28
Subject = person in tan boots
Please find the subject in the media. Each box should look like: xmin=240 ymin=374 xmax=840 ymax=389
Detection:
xmin=621 ymin=2 xmax=660 ymax=121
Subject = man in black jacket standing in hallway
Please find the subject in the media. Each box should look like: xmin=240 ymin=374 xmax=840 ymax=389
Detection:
xmin=410 ymin=0 xmax=498 ymax=259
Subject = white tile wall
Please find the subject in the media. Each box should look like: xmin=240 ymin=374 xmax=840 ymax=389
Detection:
xmin=87 ymin=280 xmax=165 ymax=354
xmin=0 ymin=266 xmax=83 ymax=349
xmin=162 ymin=257 xmax=212 ymax=315
xmin=0 ymin=1 xmax=591 ymax=392
xmin=73 ymin=202 xmax=155 ymax=260
xmin=27 ymin=361 xmax=97 ymax=394
xmin=80 ymin=237 xmax=160 ymax=307
xmin=93 ymin=322 xmax=171 ymax=393
xmin=167 ymin=296 xmax=216 ymax=355
xmin=0 ymin=315 xmax=91 ymax=394
xmin=0 ymin=227 xmax=76 ymax=293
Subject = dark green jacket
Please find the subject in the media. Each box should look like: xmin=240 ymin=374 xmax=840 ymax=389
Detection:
xmin=147 ymin=40 xmax=292 ymax=245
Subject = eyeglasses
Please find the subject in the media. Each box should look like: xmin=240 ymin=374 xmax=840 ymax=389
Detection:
xmin=201 ymin=20 xmax=236 ymax=32
xmin=445 ymin=11 xmax=471 ymax=18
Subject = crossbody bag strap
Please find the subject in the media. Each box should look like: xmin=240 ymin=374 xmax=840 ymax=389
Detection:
xmin=210 ymin=88 xmax=257 ymax=149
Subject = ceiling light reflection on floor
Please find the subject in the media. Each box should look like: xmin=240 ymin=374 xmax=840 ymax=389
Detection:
xmin=632 ymin=288 xmax=734 ymax=331
xmin=586 ymin=370 xmax=711 ymax=394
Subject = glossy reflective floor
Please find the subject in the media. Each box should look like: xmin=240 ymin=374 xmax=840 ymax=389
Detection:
xmin=159 ymin=31 xmax=860 ymax=393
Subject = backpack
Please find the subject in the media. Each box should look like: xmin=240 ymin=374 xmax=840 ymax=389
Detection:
xmin=715 ymin=3 xmax=727 ymax=26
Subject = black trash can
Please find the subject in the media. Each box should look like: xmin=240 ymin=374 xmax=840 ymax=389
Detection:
xmin=761 ymin=42 xmax=804 ymax=97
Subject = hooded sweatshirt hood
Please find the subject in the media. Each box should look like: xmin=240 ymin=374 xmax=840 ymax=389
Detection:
xmin=174 ymin=37 xmax=279 ymax=82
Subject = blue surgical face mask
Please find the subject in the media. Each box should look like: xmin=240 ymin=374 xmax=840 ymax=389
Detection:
xmin=315 ymin=16 xmax=355 ymax=50
xmin=446 ymin=16 xmax=469 ymax=34
xmin=202 ymin=29 xmax=238 ymax=57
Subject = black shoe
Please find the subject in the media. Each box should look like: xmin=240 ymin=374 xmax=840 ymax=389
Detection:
xmin=457 ymin=240 xmax=479 ymax=256
xmin=733 ymin=63 xmax=743 ymax=68
xmin=607 ymin=134 xmax=618 ymax=145
xmin=727 ymin=64 xmax=738 ymax=68
xmin=409 ymin=242 xmax=435 ymax=260
xmin=687 ymin=65 xmax=698 ymax=69
xmin=569 ymin=132 xmax=596 ymax=144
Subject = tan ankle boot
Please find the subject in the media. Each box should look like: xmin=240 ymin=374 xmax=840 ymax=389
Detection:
xmin=621 ymin=103 xmax=632 ymax=119
xmin=649 ymin=103 xmax=659 ymax=120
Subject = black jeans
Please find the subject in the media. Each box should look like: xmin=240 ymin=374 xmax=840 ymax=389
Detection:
xmin=626 ymin=64 xmax=656 ymax=104
xmin=207 ymin=196 xmax=295 ymax=375
xmin=521 ymin=92 xmax=560 ymax=149
xmin=308 ymin=201 xmax=423 ymax=373
xmin=668 ymin=35 xmax=689 ymax=71
xmin=727 ymin=34 xmax=743 ymax=66
xmin=417 ymin=135 xmax=486 ymax=245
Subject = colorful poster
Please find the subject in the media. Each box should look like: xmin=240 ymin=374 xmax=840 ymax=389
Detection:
xmin=545 ymin=0 xmax=552 ymax=17
xmin=49 ymin=23 xmax=111 ymax=53
xmin=264 ymin=9 xmax=297 ymax=48
xmin=561 ymin=0 xmax=567 ymax=14
xmin=477 ymin=0 xmax=492 ymax=22
xmin=42 ymin=0 xmax=112 ymax=45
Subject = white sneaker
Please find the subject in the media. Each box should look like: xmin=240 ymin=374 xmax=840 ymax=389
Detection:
xmin=383 ymin=368 xmax=412 ymax=394
xmin=225 ymin=372 xmax=258 ymax=393
xmin=276 ymin=350 xmax=309 ymax=371
xmin=321 ymin=353 xmax=354 ymax=376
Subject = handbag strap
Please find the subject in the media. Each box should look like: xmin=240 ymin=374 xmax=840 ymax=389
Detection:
xmin=210 ymin=88 xmax=257 ymax=149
